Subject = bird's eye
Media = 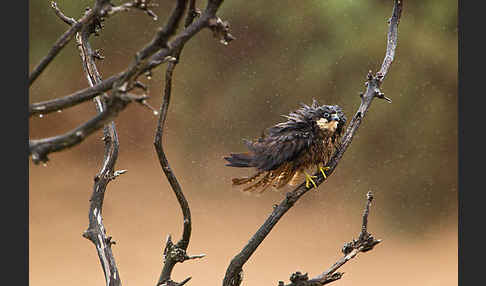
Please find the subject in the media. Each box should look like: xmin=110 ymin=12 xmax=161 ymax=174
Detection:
xmin=323 ymin=112 xmax=330 ymax=118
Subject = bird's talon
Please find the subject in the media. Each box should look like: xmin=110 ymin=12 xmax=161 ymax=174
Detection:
xmin=319 ymin=166 xmax=330 ymax=179
xmin=304 ymin=172 xmax=318 ymax=189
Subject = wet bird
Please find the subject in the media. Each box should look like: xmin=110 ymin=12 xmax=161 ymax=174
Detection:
xmin=225 ymin=99 xmax=347 ymax=192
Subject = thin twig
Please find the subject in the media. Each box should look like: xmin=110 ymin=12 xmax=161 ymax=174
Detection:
xmin=222 ymin=1 xmax=403 ymax=285
xmin=154 ymin=60 xmax=193 ymax=286
xmin=153 ymin=3 xmax=206 ymax=285
xmin=51 ymin=2 xmax=76 ymax=25
xmin=106 ymin=0 xmax=159 ymax=21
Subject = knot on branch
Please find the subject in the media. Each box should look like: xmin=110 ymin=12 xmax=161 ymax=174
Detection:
xmin=360 ymin=234 xmax=381 ymax=252
xmin=163 ymin=235 xmax=206 ymax=264
xmin=164 ymin=236 xmax=187 ymax=263
xmin=106 ymin=236 xmax=117 ymax=247
xmin=363 ymin=71 xmax=392 ymax=103
xmin=84 ymin=7 xmax=104 ymax=36
xmin=290 ymin=272 xmax=309 ymax=284
xmin=341 ymin=233 xmax=381 ymax=255
xmin=82 ymin=228 xmax=98 ymax=241
xmin=208 ymin=16 xmax=235 ymax=45
xmin=341 ymin=241 xmax=354 ymax=255
xmin=30 ymin=148 xmax=48 ymax=165
xmin=93 ymin=48 xmax=105 ymax=60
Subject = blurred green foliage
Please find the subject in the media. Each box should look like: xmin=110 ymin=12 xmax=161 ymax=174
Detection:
xmin=29 ymin=0 xmax=457 ymax=237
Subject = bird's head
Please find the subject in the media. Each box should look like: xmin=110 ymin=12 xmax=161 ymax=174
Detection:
xmin=304 ymin=100 xmax=347 ymax=135
xmin=270 ymin=100 xmax=347 ymax=138
xmin=314 ymin=105 xmax=346 ymax=133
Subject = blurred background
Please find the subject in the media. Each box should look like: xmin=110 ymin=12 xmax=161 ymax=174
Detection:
xmin=29 ymin=0 xmax=457 ymax=285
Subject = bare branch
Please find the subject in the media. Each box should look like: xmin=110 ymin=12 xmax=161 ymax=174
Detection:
xmin=222 ymin=1 xmax=403 ymax=285
xmin=377 ymin=0 xmax=403 ymax=81
xmin=279 ymin=192 xmax=381 ymax=286
xmin=29 ymin=0 xmax=232 ymax=163
xmin=29 ymin=74 xmax=119 ymax=116
xmin=29 ymin=0 xmax=233 ymax=117
xmin=29 ymin=0 xmax=111 ymax=85
xmin=74 ymin=11 xmax=123 ymax=286
xmin=51 ymin=1 xmax=76 ymax=25
xmin=29 ymin=93 xmax=147 ymax=164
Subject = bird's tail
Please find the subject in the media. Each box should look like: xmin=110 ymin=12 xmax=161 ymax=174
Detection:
xmin=231 ymin=164 xmax=298 ymax=193
xmin=232 ymin=171 xmax=273 ymax=193
xmin=224 ymin=152 xmax=255 ymax=168
xmin=231 ymin=171 xmax=263 ymax=186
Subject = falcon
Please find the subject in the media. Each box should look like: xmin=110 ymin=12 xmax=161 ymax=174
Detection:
xmin=224 ymin=99 xmax=346 ymax=192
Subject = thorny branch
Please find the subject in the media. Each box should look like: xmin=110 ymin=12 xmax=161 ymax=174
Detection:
xmin=278 ymin=192 xmax=381 ymax=286
xmin=222 ymin=1 xmax=403 ymax=286
xmin=77 ymin=7 xmax=123 ymax=286
xmin=50 ymin=2 xmax=126 ymax=285
xmin=29 ymin=0 xmax=233 ymax=165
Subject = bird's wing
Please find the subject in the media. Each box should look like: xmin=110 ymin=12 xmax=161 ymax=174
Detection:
xmin=246 ymin=122 xmax=314 ymax=171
